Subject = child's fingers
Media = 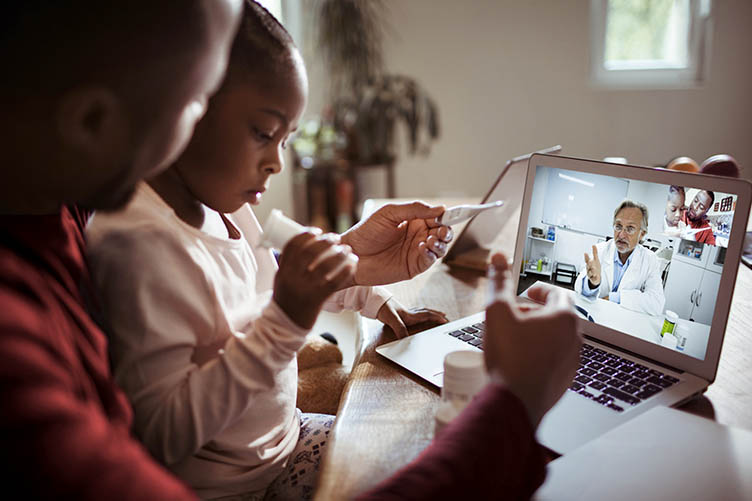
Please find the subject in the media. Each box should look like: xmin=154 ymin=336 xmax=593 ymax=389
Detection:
xmin=297 ymin=234 xmax=341 ymax=270
xmin=310 ymin=245 xmax=357 ymax=281
xmin=323 ymin=253 xmax=358 ymax=289
xmin=401 ymin=308 xmax=448 ymax=326
xmin=278 ymin=232 xmax=318 ymax=264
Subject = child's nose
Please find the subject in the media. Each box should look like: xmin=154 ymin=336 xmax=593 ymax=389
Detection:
xmin=262 ymin=161 xmax=282 ymax=175
xmin=261 ymin=148 xmax=284 ymax=174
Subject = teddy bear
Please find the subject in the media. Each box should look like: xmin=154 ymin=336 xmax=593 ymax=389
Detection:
xmin=296 ymin=333 xmax=350 ymax=415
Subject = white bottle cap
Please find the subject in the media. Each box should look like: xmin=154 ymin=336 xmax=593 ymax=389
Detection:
xmin=665 ymin=310 xmax=678 ymax=323
xmin=261 ymin=209 xmax=306 ymax=250
xmin=661 ymin=333 xmax=678 ymax=349
xmin=442 ymin=350 xmax=488 ymax=398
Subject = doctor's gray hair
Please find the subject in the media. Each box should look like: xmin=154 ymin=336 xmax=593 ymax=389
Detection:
xmin=613 ymin=200 xmax=649 ymax=232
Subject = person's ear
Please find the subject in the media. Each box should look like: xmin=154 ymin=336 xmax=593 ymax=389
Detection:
xmin=56 ymin=86 xmax=128 ymax=161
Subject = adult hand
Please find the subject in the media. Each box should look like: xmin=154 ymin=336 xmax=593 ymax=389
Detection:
xmin=376 ymin=298 xmax=448 ymax=339
xmin=273 ymin=231 xmax=357 ymax=329
xmin=584 ymin=245 xmax=601 ymax=288
xmin=485 ymin=253 xmax=581 ymax=429
xmin=340 ymin=202 xmax=452 ymax=286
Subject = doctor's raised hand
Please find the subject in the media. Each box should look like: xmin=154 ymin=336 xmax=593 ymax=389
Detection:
xmin=584 ymin=245 xmax=602 ymax=288
xmin=340 ymin=201 xmax=453 ymax=286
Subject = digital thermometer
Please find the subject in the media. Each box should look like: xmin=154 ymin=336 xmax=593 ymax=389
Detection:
xmin=437 ymin=200 xmax=504 ymax=226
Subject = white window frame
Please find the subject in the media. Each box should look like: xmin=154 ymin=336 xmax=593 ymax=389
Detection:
xmin=590 ymin=0 xmax=713 ymax=89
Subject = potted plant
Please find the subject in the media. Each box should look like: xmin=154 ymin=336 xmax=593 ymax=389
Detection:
xmin=290 ymin=0 xmax=441 ymax=230
xmin=314 ymin=0 xmax=440 ymax=166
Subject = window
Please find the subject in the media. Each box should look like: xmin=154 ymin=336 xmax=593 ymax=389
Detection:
xmin=256 ymin=0 xmax=303 ymax=51
xmin=257 ymin=0 xmax=283 ymax=22
xmin=591 ymin=0 xmax=713 ymax=88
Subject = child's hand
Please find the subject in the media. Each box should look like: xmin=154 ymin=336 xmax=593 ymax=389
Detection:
xmin=376 ymin=298 xmax=448 ymax=339
xmin=273 ymin=231 xmax=357 ymax=329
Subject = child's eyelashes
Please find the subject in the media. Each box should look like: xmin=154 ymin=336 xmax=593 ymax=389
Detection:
xmin=282 ymin=130 xmax=299 ymax=150
xmin=251 ymin=125 xmax=296 ymax=151
xmin=252 ymin=126 xmax=275 ymax=143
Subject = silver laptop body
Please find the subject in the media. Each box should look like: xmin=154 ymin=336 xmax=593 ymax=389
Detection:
xmin=377 ymin=154 xmax=752 ymax=454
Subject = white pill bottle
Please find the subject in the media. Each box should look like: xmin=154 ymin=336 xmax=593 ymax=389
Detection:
xmin=434 ymin=350 xmax=489 ymax=436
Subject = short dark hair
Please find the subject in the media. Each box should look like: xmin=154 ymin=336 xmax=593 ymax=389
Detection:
xmin=226 ymin=0 xmax=297 ymax=84
xmin=703 ymin=190 xmax=715 ymax=206
xmin=668 ymin=185 xmax=685 ymax=200
xmin=1 ymin=2 xmax=208 ymax=99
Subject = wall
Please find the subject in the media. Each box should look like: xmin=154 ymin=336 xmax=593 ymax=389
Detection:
xmin=259 ymin=0 xmax=752 ymax=225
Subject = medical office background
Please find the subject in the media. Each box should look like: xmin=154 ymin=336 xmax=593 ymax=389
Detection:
xmin=522 ymin=165 xmax=734 ymax=328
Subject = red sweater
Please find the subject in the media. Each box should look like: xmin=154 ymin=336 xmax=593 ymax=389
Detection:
xmin=680 ymin=210 xmax=715 ymax=245
xmin=0 ymin=207 xmax=196 ymax=500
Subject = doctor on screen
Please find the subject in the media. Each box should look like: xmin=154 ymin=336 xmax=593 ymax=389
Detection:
xmin=575 ymin=200 xmax=666 ymax=316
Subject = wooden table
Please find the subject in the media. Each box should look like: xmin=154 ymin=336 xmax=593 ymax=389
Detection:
xmin=314 ymin=208 xmax=752 ymax=501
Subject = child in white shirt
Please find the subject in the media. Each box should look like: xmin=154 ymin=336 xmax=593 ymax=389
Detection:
xmin=87 ymin=2 xmax=451 ymax=499
xmin=663 ymin=184 xmax=687 ymax=237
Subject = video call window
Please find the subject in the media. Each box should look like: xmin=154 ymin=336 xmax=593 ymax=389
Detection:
xmin=518 ymin=166 xmax=739 ymax=362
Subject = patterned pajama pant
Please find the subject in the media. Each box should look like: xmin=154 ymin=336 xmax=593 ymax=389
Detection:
xmin=264 ymin=412 xmax=334 ymax=501
xmin=210 ymin=412 xmax=335 ymax=501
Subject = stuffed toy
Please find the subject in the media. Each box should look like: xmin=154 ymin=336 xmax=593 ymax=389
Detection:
xmin=297 ymin=333 xmax=350 ymax=415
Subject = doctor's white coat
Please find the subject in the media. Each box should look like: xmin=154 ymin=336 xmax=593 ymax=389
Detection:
xmin=575 ymin=240 xmax=666 ymax=316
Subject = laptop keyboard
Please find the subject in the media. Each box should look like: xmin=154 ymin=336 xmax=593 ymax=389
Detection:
xmin=447 ymin=322 xmax=486 ymax=349
xmin=570 ymin=343 xmax=680 ymax=412
xmin=446 ymin=325 xmax=680 ymax=413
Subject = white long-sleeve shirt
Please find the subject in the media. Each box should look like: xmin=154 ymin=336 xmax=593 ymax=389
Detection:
xmin=86 ymin=183 xmax=390 ymax=499
xmin=574 ymin=240 xmax=665 ymax=316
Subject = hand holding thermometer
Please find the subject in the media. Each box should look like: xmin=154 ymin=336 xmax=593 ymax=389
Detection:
xmin=437 ymin=200 xmax=504 ymax=226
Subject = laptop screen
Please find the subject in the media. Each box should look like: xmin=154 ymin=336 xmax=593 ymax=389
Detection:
xmin=517 ymin=164 xmax=740 ymax=362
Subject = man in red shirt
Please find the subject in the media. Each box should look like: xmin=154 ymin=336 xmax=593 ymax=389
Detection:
xmin=681 ymin=190 xmax=716 ymax=245
xmin=0 ymin=2 xmax=242 ymax=498
xmin=0 ymin=2 xmax=579 ymax=499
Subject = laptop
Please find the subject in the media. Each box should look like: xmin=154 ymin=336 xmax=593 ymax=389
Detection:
xmin=376 ymin=153 xmax=752 ymax=454
xmin=443 ymin=145 xmax=562 ymax=271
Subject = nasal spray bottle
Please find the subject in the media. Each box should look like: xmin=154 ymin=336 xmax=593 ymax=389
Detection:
xmin=260 ymin=209 xmax=358 ymax=279
xmin=434 ymin=263 xmax=496 ymax=435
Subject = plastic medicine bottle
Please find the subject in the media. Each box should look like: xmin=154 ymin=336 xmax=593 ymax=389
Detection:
xmin=434 ymin=350 xmax=489 ymax=435
xmin=660 ymin=310 xmax=678 ymax=338
xmin=260 ymin=209 xmax=307 ymax=250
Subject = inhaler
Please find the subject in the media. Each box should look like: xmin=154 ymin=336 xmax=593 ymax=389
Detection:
xmin=260 ymin=209 xmax=358 ymax=279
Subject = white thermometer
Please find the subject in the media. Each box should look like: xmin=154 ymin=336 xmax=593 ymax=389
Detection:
xmin=438 ymin=200 xmax=504 ymax=226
